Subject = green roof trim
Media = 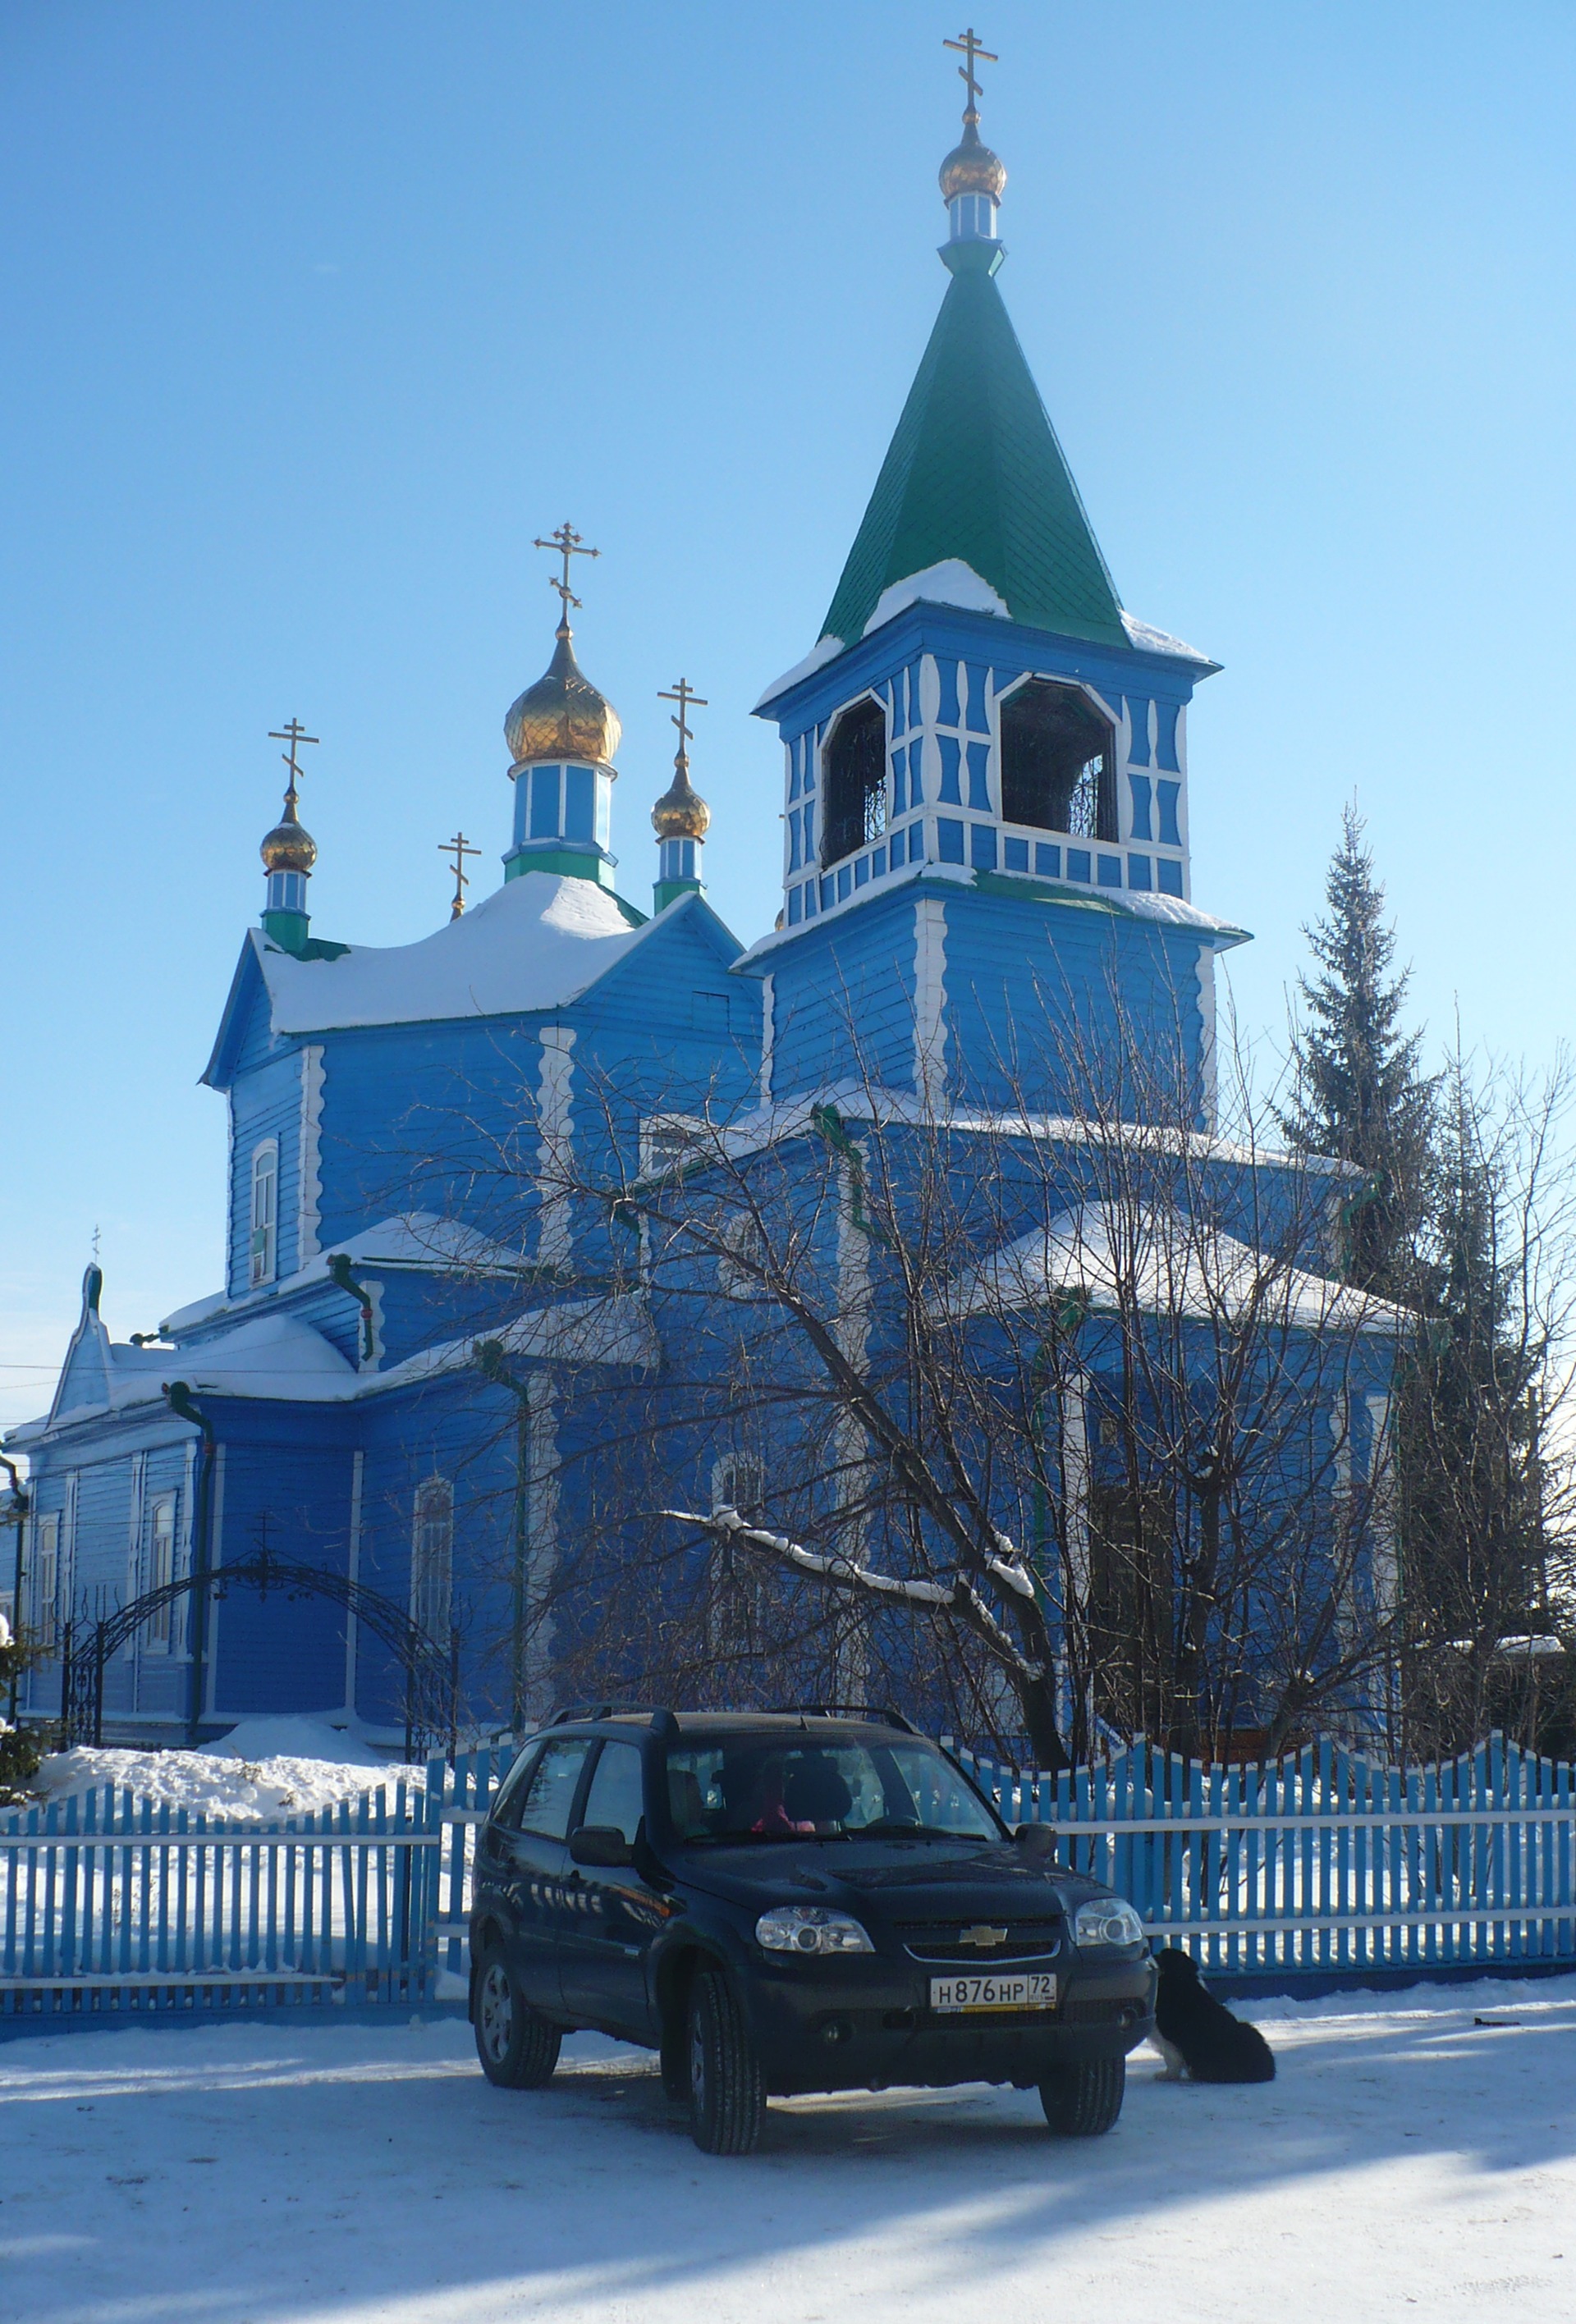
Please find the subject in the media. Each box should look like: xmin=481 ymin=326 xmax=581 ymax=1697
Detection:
xmin=822 ymin=244 xmax=1129 ymax=652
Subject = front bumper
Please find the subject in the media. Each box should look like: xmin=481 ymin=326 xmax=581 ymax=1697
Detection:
xmin=738 ymin=1949 xmax=1157 ymax=2098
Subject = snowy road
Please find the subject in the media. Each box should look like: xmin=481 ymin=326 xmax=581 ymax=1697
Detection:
xmin=2 ymin=1977 xmax=1574 ymax=2324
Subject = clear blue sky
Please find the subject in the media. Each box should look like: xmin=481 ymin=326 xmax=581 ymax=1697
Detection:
xmin=3 ymin=1 xmax=1574 ymax=1429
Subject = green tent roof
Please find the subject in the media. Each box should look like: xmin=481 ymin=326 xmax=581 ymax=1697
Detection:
xmin=822 ymin=246 xmax=1129 ymax=652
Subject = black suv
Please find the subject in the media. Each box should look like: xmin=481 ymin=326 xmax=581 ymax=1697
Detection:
xmin=468 ymin=1709 xmax=1156 ymax=2154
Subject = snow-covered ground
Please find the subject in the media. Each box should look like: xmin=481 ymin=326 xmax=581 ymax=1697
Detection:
xmin=2 ymin=1976 xmax=1574 ymax=2323
xmin=27 ymin=1718 xmax=424 ymax=1821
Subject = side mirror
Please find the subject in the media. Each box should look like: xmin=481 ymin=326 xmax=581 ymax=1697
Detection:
xmin=570 ymin=1823 xmax=635 ymax=1869
xmin=1014 ymin=1823 xmax=1061 ymax=1860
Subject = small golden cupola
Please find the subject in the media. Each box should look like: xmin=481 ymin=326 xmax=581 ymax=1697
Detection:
xmin=938 ymin=26 xmax=1006 ymax=246
xmin=503 ymin=522 xmax=623 ymax=890
xmin=651 ymin=676 xmax=710 ymax=912
xmin=259 ymin=718 xmax=318 ymax=954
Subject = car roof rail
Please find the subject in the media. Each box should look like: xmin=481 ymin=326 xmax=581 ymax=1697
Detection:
xmin=764 ymin=1703 xmax=920 ymax=1734
xmin=548 ymin=1703 xmax=681 ymax=1732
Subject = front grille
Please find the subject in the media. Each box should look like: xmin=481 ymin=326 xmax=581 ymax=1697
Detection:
xmin=896 ymin=1919 xmax=1062 ymax=1965
xmin=1059 ymin=1997 xmax=1133 ymax=2026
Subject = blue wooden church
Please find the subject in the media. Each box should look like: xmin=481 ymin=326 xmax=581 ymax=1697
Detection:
xmin=7 ymin=63 xmax=1396 ymax=1761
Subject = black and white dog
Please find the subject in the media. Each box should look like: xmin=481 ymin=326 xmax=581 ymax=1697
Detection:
xmin=1152 ymin=1947 xmax=1276 ymax=2083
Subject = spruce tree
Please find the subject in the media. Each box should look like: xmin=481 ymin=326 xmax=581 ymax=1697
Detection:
xmin=1280 ymin=805 xmax=1434 ymax=1294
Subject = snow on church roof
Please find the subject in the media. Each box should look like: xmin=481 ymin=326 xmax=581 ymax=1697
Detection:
xmin=257 ymin=871 xmax=649 ymax=1035
xmin=943 ymin=1201 xmax=1404 ymax=1336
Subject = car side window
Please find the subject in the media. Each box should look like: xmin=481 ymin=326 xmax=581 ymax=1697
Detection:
xmin=490 ymin=1743 xmax=544 ymax=1831
xmin=579 ymin=1741 xmax=647 ymax=1845
xmin=513 ymin=1738 xmax=595 ymax=1841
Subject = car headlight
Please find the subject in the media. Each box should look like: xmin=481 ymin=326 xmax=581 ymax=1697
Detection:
xmin=1074 ymin=1898 xmax=1146 ymax=1950
xmin=755 ymin=1905 xmax=875 ymax=1956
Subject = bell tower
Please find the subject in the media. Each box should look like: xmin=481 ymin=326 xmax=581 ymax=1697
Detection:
xmin=743 ymin=34 xmax=1244 ymax=1123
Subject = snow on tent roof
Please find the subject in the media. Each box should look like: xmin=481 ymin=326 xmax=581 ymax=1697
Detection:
xmin=258 ymin=871 xmax=648 ymax=1035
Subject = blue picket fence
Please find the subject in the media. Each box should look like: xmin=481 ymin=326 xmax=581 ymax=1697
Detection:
xmin=960 ymin=1735 xmax=1576 ymax=1980
xmin=0 ymin=1780 xmax=444 ymax=2024
xmin=3 ymin=1733 xmax=1574 ymax=2027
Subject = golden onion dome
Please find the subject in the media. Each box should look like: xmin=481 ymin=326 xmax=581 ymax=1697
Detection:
xmin=939 ymin=121 xmax=1006 ymax=203
xmin=260 ymin=803 xmax=317 ymax=876
xmin=505 ymin=623 xmax=622 ymax=767
xmin=651 ymin=756 xmax=711 ymax=841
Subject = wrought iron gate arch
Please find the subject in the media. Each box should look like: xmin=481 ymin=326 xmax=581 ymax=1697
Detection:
xmin=60 ymin=1550 xmax=459 ymax=1754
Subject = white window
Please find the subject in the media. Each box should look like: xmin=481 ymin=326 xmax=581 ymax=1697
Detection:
xmin=411 ymin=1476 xmax=453 ymax=1641
xmin=146 ymin=1494 xmax=177 ymax=1651
xmin=250 ymin=1140 xmax=278 ymax=1287
xmin=639 ymin=1114 xmax=709 ymax=1180
xmin=717 ymin=1216 xmax=767 ymax=1298
xmin=33 ymin=1512 xmax=59 ymax=1649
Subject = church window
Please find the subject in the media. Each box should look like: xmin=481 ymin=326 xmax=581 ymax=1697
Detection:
xmin=1088 ymin=1481 xmax=1175 ymax=1737
xmin=821 ymin=698 xmax=887 ymax=867
xmin=250 ymin=1141 xmax=278 ymax=1288
xmin=705 ymin=1452 xmax=769 ymax=1665
xmin=640 ymin=1114 xmax=708 ymax=1178
xmin=33 ymin=1512 xmax=59 ymax=1648
xmin=999 ymin=679 xmax=1116 ymax=842
xmin=145 ymin=1494 xmax=176 ymax=1650
xmin=411 ymin=1475 xmax=453 ymax=1641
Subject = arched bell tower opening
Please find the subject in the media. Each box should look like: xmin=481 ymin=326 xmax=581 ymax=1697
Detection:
xmin=822 ymin=697 xmax=888 ymax=867
xmin=999 ymin=679 xmax=1117 ymax=844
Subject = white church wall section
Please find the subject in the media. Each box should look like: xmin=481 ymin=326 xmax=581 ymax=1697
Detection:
xmin=536 ymin=1025 xmax=576 ymax=1270
xmin=1195 ymin=941 xmax=1218 ymax=1128
xmin=914 ymin=896 xmax=949 ymax=1104
xmin=297 ymin=1043 xmax=325 ymax=1264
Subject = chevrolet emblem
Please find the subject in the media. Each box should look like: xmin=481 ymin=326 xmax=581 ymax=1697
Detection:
xmin=958 ymin=1924 xmax=1009 ymax=1949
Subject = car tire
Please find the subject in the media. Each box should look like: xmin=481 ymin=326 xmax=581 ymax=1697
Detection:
xmin=473 ymin=1944 xmax=561 ymax=2090
xmin=1039 ymin=2056 xmax=1125 ymax=2136
xmin=687 ymin=1967 xmax=766 ymax=2155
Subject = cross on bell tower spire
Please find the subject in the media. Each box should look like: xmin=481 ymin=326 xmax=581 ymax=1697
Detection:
xmin=533 ymin=521 xmax=600 ymax=639
xmin=939 ymin=26 xmax=1006 ymax=249
xmin=943 ymin=25 xmax=996 ymax=128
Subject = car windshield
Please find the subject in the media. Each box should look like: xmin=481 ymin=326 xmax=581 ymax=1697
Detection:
xmin=665 ymin=1736 xmax=1001 ymax=1845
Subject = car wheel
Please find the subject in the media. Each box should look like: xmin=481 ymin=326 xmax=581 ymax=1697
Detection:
xmin=687 ymin=1967 xmax=766 ymax=2155
xmin=473 ymin=1943 xmax=561 ymax=2090
xmin=1039 ymin=2056 xmax=1125 ymax=2136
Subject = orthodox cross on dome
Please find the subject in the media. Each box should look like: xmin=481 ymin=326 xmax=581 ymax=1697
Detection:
xmin=943 ymin=25 xmax=996 ymax=125
xmin=657 ymin=676 xmax=708 ymax=772
xmin=440 ymin=829 xmax=481 ymax=921
xmin=533 ymin=520 xmax=599 ymax=634
xmin=268 ymin=718 xmax=319 ymax=816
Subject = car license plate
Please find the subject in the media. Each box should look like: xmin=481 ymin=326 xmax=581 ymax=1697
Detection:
xmin=930 ymin=1972 xmax=1058 ymax=2013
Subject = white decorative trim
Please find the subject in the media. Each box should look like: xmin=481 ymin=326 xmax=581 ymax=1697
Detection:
xmin=345 ymin=1448 xmax=363 ymax=1713
xmin=178 ymin=1439 xmax=195 ymax=1658
xmin=297 ymin=1044 xmax=325 ymax=1266
xmin=1059 ymin=1370 xmax=1093 ymax=1743
xmin=537 ymin=1025 xmax=576 ymax=1269
xmin=758 ymin=972 xmax=775 ymax=1107
xmin=1195 ymin=942 xmax=1217 ymax=1128
xmin=914 ymin=898 xmax=948 ymax=1106
xmin=1365 ymin=1392 xmax=1396 ymax=1615
xmin=126 ymin=1452 xmax=147 ymax=1662
xmin=204 ymin=1443 xmax=226 ymax=1720
xmin=61 ymin=1472 xmax=79 ymax=1635
xmin=524 ymin=1372 xmax=560 ymax=1722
